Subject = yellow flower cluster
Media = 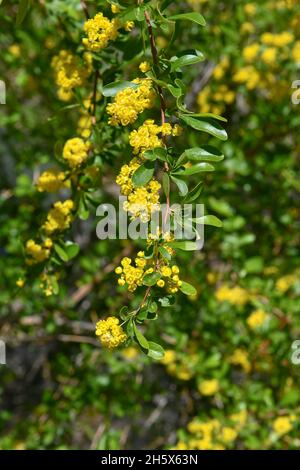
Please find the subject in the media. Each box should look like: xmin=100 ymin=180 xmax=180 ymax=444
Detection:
xmin=272 ymin=415 xmax=295 ymax=436
xmin=160 ymin=348 xmax=195 ymax=381
xmin=36 ymin=169 xmax=67 ymax=193
xmin=107 ymin=78 xmax=155 ymax=126
xmin=39 ymin=273 xmax=56 ymax=297
xmin=129 ymin=120 xmax=182 ymax=155
xmin=116 ymin=253 xmax=147 ymax=292
xmin=260 ymin=32 xmax=294 ymax=47
xmin=174 ymin=409 xmax=247 ymax=450
xmin=62 ymin=138 xmax=91 ymax=168
xmin=25 ymin=238 xmax=53 ymax=265
xmin=95 ymin=316 xmax=127 ymax=349
xmin=157 ymin=264 xmax=182 ymax=294
xmin=215 ymin=284 xmax=250 ymax=306
xmin=197 ymin=84 xmax=235 ymax=115
xmin=233 ymin=66 xmax=261 ymax=90
xmin=43 ymin=200 xmax=74 ymax=234
xmin=51 ymin=50 xmax=92 ymax=101
xmin=116 ymin=158 xmax=161 ymax=221
xmin=276 ymin=273 xmax=298 ymax=293
xmin=198 ymin=379 xmax=220 ymax=396
xmin=229 ymin=348 xmax=251 ymax=373
xmin=116 ymin=253 xmax=182 ymax=294
xmin=247 ymin=309 xmax=268 ymax=330
xmin=82 ymin=13 xmax=118 ymax=51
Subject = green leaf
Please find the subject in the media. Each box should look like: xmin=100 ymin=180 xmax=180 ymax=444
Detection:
xmin=158 ymin=246 xmax=172 ymax=261
xmin=184 ymin=182 xmax=204 ymax=203
xmin=133 ymin=323 xmax=149 ymax=350
xmin=180 ymin=281 xmax=197 ymax=296
xmin=132 ymin=162 xmax=155 ymax=187
xmin=193 ymin=215 xmax=223 ymax=228
xmin=162 ymin=173 xmax=170 ymax=198
xmin=64 ymin=242 xmax=80 ymax=260
xmin=170 ymin=51 xmax=205 ymax=72
xmin=54 ymin=244 xmax=69 ymax=262
xmin=147 ymin=342 xmax=165 ymax=360
xmin=143 ymin=272 xmax=161 ymax=286
xmin=167 ymin=84 xmax=183 ymax=98
xmin=168 ymin=12 xmax=206 ymax=27
xmin=102 ymin=80 xmax=138 ymax=97
xmin=143 ymin=147 xmax=167 ymax=161
xmin=180 ymin=114 xmax=228 ymax=141
xmin=158 ymin=295 xmax=175 ymax=307
xmin=166 ymin=241 xmax=198 ymax=251
xmin=187 ymin=113 xmax=227 ymax=123
xmin=170 ymin=175 xmax=188 ymax=196
xmin=182 ymin=146 xmax=224 ymax=163
xmin=173 ymin=162 xmax=215 ymax=176
xmin=16 ymin=0 xmax=30 ymax=25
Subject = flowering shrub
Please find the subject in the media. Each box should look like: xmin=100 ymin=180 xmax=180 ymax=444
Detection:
xmin=0 ymin=0 xmax=300 ymax=451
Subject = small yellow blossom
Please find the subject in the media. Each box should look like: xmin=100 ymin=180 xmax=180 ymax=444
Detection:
xmin=273 ymin=416 xmax=294 ymax=436
xmin=198 ymin=379 xmax=220 ymax=396
xmin=139 ymin=61 xmax=151 ymax=73
xmin=247 ymin=309 xmax=268 ymax=329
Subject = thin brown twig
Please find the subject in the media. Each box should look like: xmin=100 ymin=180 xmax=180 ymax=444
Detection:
xmin=144 ymin=10 xmax=170 ymax=222
xmin=80 ymin=0 xmax=89 ymax=20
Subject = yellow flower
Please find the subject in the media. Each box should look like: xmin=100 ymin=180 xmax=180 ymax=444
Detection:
xmin=116 ymin=158 xmax=161 ymax=222
xmin=111 ymin=4 xmax=120 ymax=14
xmin=198 ymin=379 xmax=220 ymax=396
xmin=43 ymin=200 xmax=74 ymax=234
xmin=215 ymin=284 xmax=250 ymax=306
xmin=25 ymin=239 xmax=52 ymax=265
xmin=157 ymin=279 xmax=165 ymax=288
xmin=160 ymin=349 xmax=176 ymax=365
xmin=107 ymin=78 xmax=155 ymax=126
xmin=36 ymin=169 xmax=67 ymax=192
xmin=82 ymin=13 xmax=118 ymax=51
xmin=63 ymin=138 xmax=91 ymax=168
xmin=292 ymin=41 xmax=300 ymax=62
xmin=95 ymin=317 xmax=127 ymax=349
xmin=16 ymin=278 xmax=25 ymax=288
xmin=243 ymin=43 xmax=260 ymax=62
xmin=51 ymin=50 xmax=92 ymax=101
xmin=233 ymin=66 xmax=261 ymax=90
xmin=220 ymin=427 xmax=238 ymax=443
xmin=261 ymin=47 xmax=277 ymax=65
xmin=229 ymin=349 xmax=251 ymax=373
xmin=276 ymin=274 xmax=297 ymax=293
xmin=121 ymin=347 xmax=139 ymax=360
xmin=244 ymin=3 xmax=256 ymax=16
xmin=247 ymin=309 xmax=268 ymax=330
xmin=273 ymin=416 xmax=294 ymax=436
xmin=139 ymin=61 xmax=151 ymax=73
xmin=125 ymin=21 xmax=134 ymax=32
xmin=230 ymin=409 xmax=248 ymax=428
xmin=8 ymin=44 xmax=21 ymax=57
